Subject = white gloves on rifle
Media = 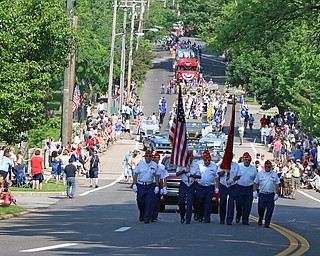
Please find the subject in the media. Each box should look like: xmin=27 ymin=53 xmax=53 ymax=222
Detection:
xmin=132 ymin=184 xmax=138 ymax=193
xmin=215 ymin=187 xmax=219 ymax=194
xmin=154 ymin=186 xmax=159 ymax=194
xmin=274 ymin=194 xmax=279 ymax=201
xmin=162 ymin=187 xmax=167 ymax=195
xmin=253 ymin=191 xmax=258 ymax=199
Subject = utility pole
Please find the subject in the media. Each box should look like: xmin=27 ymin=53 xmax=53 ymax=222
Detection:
xmin=61 ymin=0 xmax=76 ymax=147
xmin=119 ymin=0 xmax=128 ymax=110
xmin=107 ymin=0 xmax=118 ymax=116
xmin=136 ymin=0 xmax=145 ymax=51
xmin=127 ymin=0 xmax=136 ymax=102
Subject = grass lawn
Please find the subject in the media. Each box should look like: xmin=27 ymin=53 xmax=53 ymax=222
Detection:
xmin=10 ymin=179 xmax=66 ymax=192
xmin=0 ymin=205 xmax=27 ymax=216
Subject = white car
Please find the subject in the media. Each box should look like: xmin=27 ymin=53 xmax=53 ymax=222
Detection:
xmin=138 ymin=119 xmax=160 ymax=142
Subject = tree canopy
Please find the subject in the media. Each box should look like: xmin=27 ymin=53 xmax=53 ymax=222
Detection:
xmin=0 ymin=0 xmax=71 ymax=144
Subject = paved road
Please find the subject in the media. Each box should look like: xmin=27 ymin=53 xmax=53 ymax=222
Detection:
xmin=1 ymin=40 xmax=319 ymax=255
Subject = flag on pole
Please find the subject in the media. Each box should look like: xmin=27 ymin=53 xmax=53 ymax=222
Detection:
xmin=72 ymin=85 xmax=81 ymax=112
xmin=207 ymin=102 xmax=212 ymax=127
xmin=220 ymin=97 xmax=236 ymax=170
xmin=169 ymin=86 xmax=188 ymax=168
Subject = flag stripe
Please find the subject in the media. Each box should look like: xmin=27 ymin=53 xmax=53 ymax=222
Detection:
xmin=169 ymin=86 xmax=188 ymax=168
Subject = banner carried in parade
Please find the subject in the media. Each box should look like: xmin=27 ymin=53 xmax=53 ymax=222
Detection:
xmin=220 ymin=97 xmax=236 ymax=171
xmin=169 ymin=86 xmax=188 ymax=168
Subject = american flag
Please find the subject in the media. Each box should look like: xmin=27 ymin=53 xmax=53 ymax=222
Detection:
xmin=72 ymin=85 xmax=81 ymax=112
xmin=169 ymin=86 xmax=188 ymax=168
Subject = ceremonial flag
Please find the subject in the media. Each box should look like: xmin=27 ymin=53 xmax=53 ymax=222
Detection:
xmin=220 ymin=97 xmax=236 ymax=170
xmin=169 ymin=86 xmax=188 ymax=168
xmin=72 ymin=85 xmax=81 ymax=112
xmin=207 ymin=102 xmax=212 ymax=127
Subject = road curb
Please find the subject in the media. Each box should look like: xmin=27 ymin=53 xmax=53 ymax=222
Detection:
xmin=14 ymin=191 xmax=66 ymax=197
xmin=0 ymin=210 xmax=29 ymax=221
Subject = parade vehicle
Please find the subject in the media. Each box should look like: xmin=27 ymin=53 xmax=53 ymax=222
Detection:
xmin=175 ymin=58 xmax=199 ymax=82
xmin=137 ymin=119 xmax=160 ymax=142
xmin=186 ymin=119 xmax=203 ymax=141
xmin=199 ymin=132 xmax=226 ymax=150
xmin=142 ymin=133 xmax=172 ymax=152
xmin=159 ymin=155 xmax=219 ymax=213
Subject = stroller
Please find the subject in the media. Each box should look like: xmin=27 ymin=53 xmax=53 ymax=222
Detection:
xmin=11 ymin=163 xmax=32 ymax=188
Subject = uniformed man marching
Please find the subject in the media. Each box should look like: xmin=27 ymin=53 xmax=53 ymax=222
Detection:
xmin=176 ymin=151 xmax=201 ymax=224
xmin=218 ymin=160 xmax=241 ymax=225
xmin=150 ymin=151 xmax=169 ymax=222
xmin=132 ymin=150 xmax=160 ymax=223
xmin=196 ymin=150 xmax=219 ymax=223
xmin=236 ymin=152 xmax=257 ymax=225
xmin=253 ymin=160 xmax=280 ymax=228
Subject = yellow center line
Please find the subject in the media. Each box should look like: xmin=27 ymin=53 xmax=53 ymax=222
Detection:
xmin=249 ymin=215 xmax=309 ymax=256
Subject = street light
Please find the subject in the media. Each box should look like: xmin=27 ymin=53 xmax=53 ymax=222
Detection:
xmin=309 ymin=91 xmax=316 ymax=139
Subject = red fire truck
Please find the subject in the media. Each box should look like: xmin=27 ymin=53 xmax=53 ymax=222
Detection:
xmin=175 ymin=57 xmax=199 ymax=82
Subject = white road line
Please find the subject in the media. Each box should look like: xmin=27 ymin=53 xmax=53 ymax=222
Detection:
xmin=297 ymin=189 xmax=320 ymax=203
xmin=20 ymin=243 xmax=78 ymax=253
xmin=250 ymin=143 xmax=257 ymax=155
xmin=79 ymin=174 xmax=124 ymax=197
xmin=115 ymin=227 xmax=131 ymax=232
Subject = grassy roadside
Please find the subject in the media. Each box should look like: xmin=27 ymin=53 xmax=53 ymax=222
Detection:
xmin=0 ymin=205 xmax=27 ymax=216
xmin=10 ymin=179 xmax=66 ymax=192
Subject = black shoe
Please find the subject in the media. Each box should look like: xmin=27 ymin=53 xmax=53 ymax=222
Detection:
xmin=220 ymin=221 xmax=225 ymax=224
xmin=227 ymin=222 xmax=232 ymax=225
xmin=186 ymin=221 xmax=190 ymax=224
xmin=236 ymin=217 xmax=240 ymax=223
xmin=242 ymin=222 xmax=249 ymax=225
xmin=95 ymin=185 xmax=99 ymax=188
xmin=199 ymin=218 xmax=203 ymax=223
xmin=151 ymin=219 xmax=156 ymax=223
xmin=139 ymin=217 xmax=144 ymax=222
xmin=144 ymin=220 xmax=150 ymax=224
xmin=194 ymin=215 xmax=199 ymax=221
xmin=258 ymin=220 xmax=262 ymax=226
xmin=205 ymin=221 xmax=210 ymax=223
xmin=180 ymin=216 xmax=185 ymax=224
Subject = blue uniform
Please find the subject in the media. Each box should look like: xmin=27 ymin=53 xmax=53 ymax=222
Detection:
xmin=236 ymin=163 xmax=257 ymax=224
xmin=218 ymin=162 xmax=240 ymax=224
xmin=151 ymin=163 xmax=168 ymax=222
xmin=254 ymin=170 xmax=280 ymax=228
xmin=177 ymin=162 xmax=201 ymax=224
xmin=134 ymin=160 xmax=159 ymax=222
xmin=196 ymin=161 xmax=218 ymax=223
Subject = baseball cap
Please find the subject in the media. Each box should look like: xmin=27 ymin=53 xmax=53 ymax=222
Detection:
xmin=243 ymin=152 xmax=252 ymax=160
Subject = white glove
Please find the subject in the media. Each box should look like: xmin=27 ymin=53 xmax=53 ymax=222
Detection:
xmin=154 ymin=186 xmax=159 ymax=194
xmin=274 ymin=194 xmax=279 ymax=201
xmin=160 ymin=188 xmax=164 ymax=194
xmin=186 ymin=173 xmax=191 ymax=177
xmin=226 ymin=179 xmax=234 ymax=185
xmin=253 ymin=191 xmax=258 ymax=199
xmin=162 ymin=187 xmax=167 ymax=195
xmin=121 ymin=165 xmax=124 ymax=169
xmin=215 ymin=187 xmax=219 ymax=194
xmin=132 ymin=184 xmax=138 ymax=193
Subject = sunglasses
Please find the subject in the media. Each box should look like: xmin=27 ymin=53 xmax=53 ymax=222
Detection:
xmin=265 ymin=165 xmax=272 ymax=167
xmin=243 ymin=158 xmax=251 ymax=161
xmin=145 ymin=154 xmax=152 ymax=157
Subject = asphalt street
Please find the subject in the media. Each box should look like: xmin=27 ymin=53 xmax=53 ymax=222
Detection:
xmin=0 ymin=39 xmax=319 ymax=256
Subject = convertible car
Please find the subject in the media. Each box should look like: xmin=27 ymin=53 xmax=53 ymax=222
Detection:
xmin=142 ymin=134 xmax=172 ymax=152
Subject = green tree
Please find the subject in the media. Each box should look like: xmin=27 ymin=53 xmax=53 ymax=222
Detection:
xmin=0 ymin=0 xmax=71 ymax=144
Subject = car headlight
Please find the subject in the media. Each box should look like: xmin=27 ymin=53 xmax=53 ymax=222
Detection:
xmin=156 ymin=144 xmax=159 ymax=147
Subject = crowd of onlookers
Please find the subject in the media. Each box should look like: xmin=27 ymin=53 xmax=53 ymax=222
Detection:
xmin=244 ymin=106 xmax=320 ymax=198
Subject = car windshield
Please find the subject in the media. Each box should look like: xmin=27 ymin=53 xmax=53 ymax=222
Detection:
xmin=206 ymin=133 xmax=224 ymax=138
xmin=186 ymin=122 xmax=202 ymax=129
xmin=142 ymin=120 xmax=159 ymax=126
